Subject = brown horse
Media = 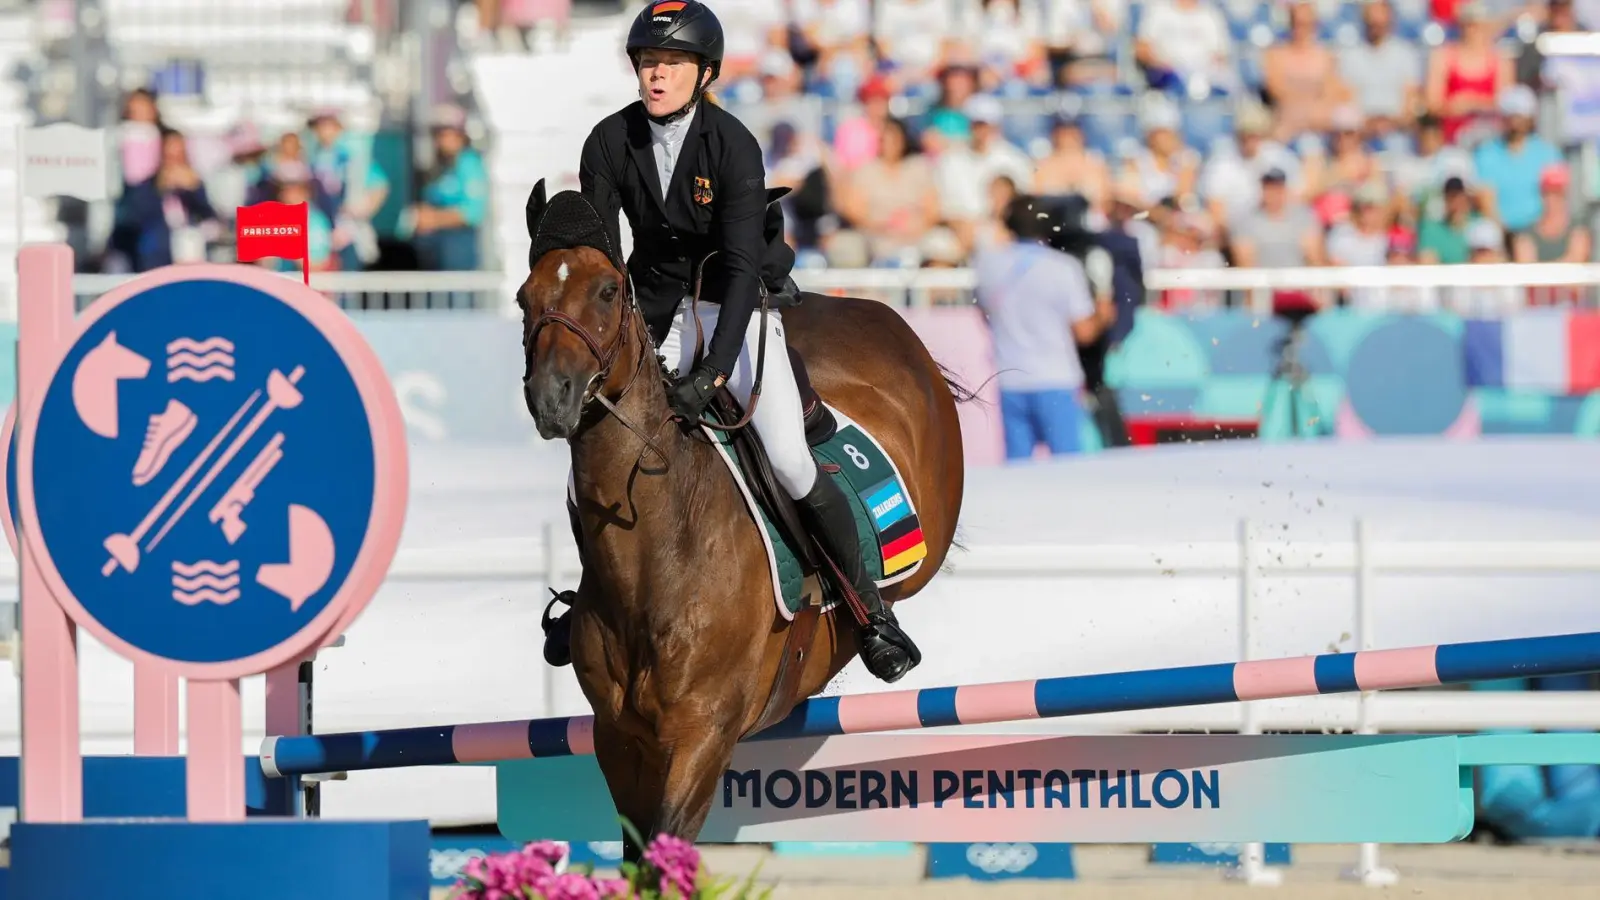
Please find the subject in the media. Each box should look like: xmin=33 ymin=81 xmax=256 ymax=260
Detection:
xmin=517 ymin=189 xmax=967 ymax=854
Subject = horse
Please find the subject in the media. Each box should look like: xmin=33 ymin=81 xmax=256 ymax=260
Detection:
xmin=517 ymin=186 xmax=968 ymax=856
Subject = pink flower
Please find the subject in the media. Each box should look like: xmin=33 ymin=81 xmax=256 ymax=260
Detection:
xmin=593 ymin=877 xmax=633 ymax=898
xmin=531 ymin=872 xmax=602 ymax=900
xmin=658 ymin=867 xmax=695 ymax=898
xmin=463 ymin=855 xmax=494 ymax=885
xmin=643 ymin=834 xmax=700 ymax=897
xmin=522 ymin=840 xmax=569 ymax=868
xmin=642 ymin=834 xmax=699 ymax=874
xmin=516 ymin=854 xmax=556 ymax=885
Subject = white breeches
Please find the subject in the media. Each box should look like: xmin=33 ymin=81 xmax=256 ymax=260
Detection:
xmin=659 ymin=297 xmax=818 ymax=498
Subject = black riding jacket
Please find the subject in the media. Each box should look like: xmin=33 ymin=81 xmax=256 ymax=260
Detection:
xmin=579 ymin=100 xmax=796 ymax=376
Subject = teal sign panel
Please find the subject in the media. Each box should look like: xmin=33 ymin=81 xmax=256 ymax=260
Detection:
xmin=496 ymin=734 xmax=1473 ymax=845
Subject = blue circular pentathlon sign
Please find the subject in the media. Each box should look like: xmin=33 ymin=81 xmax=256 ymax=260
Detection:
xmin=18 ymin=266 xmax=407 ymax=679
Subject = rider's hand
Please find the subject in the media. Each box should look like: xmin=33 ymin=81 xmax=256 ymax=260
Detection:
xmin=668 ymin=364 xmax=725 ymax=421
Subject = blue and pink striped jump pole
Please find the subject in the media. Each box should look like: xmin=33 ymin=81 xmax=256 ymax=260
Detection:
xmin=259 ymin=629 xmax=1600 ymax=779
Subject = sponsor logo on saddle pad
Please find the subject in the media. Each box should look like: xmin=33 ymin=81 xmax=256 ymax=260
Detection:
xmin=870 ymin=491 xmax=903 ymax=523
xmin=865 ymin=478 xmax=910 ymax=529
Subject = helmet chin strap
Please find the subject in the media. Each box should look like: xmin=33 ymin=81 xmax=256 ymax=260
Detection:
xmin=644 ymin=63 xmax=713 ymax=125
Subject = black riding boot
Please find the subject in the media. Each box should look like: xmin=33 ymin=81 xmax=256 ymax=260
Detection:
xmin=795 ymin=467 xmax=922 ymax=683
xmin=540 ymin=499 xmax=582 ymax=667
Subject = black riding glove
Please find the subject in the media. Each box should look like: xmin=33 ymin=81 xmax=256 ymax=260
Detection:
xmin=668 ymin=364 xmax=725 ymax=421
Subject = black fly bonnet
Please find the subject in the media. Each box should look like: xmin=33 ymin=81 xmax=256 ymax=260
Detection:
xmin=521 ymin=179 xmax=648 ymax=424
xmin=525 ymin=179 xmax=624 ymax=275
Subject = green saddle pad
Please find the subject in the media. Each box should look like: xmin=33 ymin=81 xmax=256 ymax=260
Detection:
xmin=701 ymin=404 xmax=928 ymax=617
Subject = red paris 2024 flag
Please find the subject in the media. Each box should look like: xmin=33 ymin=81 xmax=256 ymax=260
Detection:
xmin=236 ymin=201 xmax=310 ymax=284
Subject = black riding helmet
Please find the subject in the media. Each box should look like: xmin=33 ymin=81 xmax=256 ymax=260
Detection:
xmin=626 ymin=0 xmax=724 ymax=123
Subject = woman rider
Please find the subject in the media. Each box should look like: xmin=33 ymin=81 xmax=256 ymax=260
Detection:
xmin=540 ymin=0 xmax=920 ymax=684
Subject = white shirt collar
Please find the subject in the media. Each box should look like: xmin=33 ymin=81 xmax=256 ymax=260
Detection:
xmin=648 ymin=106 xmax=695 ymax=199
xmin=647 ymin=107 xmax=695 ymax=146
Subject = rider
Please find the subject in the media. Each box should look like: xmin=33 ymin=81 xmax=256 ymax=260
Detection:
xmin=539 ymin=0 xmax=921 ymax=684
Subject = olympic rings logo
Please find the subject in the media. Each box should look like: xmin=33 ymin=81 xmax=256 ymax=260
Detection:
xmin=429 ymin=843 xmax=571 ymax=880
xmin=429 ymin=849 xmax=487 ymax=880
xmin=964 ymin=842 xmax=1039 ymax=874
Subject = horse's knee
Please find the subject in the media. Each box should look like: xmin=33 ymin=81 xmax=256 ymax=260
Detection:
xmin=652 ymin=727 xmax=740 ymax=840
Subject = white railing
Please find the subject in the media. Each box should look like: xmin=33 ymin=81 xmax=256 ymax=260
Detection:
xmin=65 ymin=270 xmax=520 ymax=315
xmin=34 ymin=262 xmax=1600 ymax=319
xmin=793 ymin=262 xmax=1600 ymax=314
xmin=795 ymin=262 xmax=1600 ymax=292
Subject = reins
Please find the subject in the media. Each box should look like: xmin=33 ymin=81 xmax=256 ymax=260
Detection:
xmin=525 ymin=248 xmax=772 ymax=468
xmin=686 ymin=250 xmax=768 ymax=432
xmin=526 ymin=269 xmax=672 ymax=467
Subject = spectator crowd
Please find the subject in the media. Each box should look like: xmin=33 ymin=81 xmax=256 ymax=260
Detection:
xmin=100 ymin=89 xmax=490 ymax=277
xmin=91 ymin=0 xmax=1600 ymax=459
xmin=696 ymin=0 xmax=1597 ymax=458
xmin=713 ymin=0 xmax=1594 ymax=310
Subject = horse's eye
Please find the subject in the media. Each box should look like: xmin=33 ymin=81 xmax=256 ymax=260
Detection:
xmin=599 ymin=281 xmax=619 ymax=303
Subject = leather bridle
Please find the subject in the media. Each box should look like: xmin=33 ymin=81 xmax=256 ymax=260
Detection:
xmin=523 ymin=268 xmax=669 ymax=464
xmin=523 ymin=250 xmax=771 ymax=459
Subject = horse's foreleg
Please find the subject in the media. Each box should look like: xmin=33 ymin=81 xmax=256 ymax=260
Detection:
xmin=591 ymin=718 xmax=664 ymax=865
xmin=649 ymin=716 xmax=740 ymax=842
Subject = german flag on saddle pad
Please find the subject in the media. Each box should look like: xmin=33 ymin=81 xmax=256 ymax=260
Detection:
xmin=862 ymin=476 xmax=927 ymax=576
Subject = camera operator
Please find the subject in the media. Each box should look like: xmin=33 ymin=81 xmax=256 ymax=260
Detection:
xmin=974 ymin=194 xmax=1116 ymax=459
xmin=1042 ymin=192 xmax=1140 ymax=448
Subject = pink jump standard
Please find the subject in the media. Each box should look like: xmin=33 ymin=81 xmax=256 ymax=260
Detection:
xmin=11 ymin=241 xmax=413 ymax=864
xmin=16 ymin=244 xmax=80 ymax=821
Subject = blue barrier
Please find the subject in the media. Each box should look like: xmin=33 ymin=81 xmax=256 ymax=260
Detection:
xmin=1150 ymin=843 xmax=1292 ymax=866
xmin=926 ymin=843 xmax=1076 ymax=881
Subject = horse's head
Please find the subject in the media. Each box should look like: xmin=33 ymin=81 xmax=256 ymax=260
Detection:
xmin=518 ymin=181 xmax=637 ymax=440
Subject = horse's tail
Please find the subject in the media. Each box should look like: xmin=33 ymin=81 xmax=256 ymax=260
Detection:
xmin=937 ymin=361 xmax=989 ymax=407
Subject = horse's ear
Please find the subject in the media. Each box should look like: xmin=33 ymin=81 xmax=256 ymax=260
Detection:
xmin=526 ymin=180 xmax=548 ymax=243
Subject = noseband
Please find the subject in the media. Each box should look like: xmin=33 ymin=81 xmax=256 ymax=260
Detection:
xmin=524 ymin=270 xmax=670 ymax=464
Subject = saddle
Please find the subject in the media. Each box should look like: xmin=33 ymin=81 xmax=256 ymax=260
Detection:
xmin=702 ymin=318 xmax=850 ymax=738
xmin=705 ymin=336 xmax=836 ymax=574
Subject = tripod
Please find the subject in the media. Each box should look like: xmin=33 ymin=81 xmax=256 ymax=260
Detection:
xmin=1260 ymin=308 xmax=1323 ymax=439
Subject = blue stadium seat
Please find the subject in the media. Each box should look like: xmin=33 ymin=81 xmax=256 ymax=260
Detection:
xmin=806 ymin=76 xmax=839 ymax=101
xmin=819 ymin=110 xmax=838 ymax=145
xmin=1003 ymin=112 xmax=1052 ymax=152
xmin=1079 ymin=103 xmax=1138 ymax=158
xmin=1183 ymin=100 xmax=1234 ymax=152
xmin=1392 ymin=0 xmax=1429 ymax=41
xmin=1335 ymin=0 xmax=1364 ymax=28
xmin=904 ymin=112 xmax=931 ymax=145
xmin=1238 ymin=50 xmax=1265 ymax=91
xmin=1225 ymin=10 xmax=1257 ymax=44
xmin=1066 ymin=81 xmax=1136 ymax=98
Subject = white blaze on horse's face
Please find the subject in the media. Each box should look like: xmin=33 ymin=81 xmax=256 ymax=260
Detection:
xmin=522 ymin=251 xmax=625 ymax=442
